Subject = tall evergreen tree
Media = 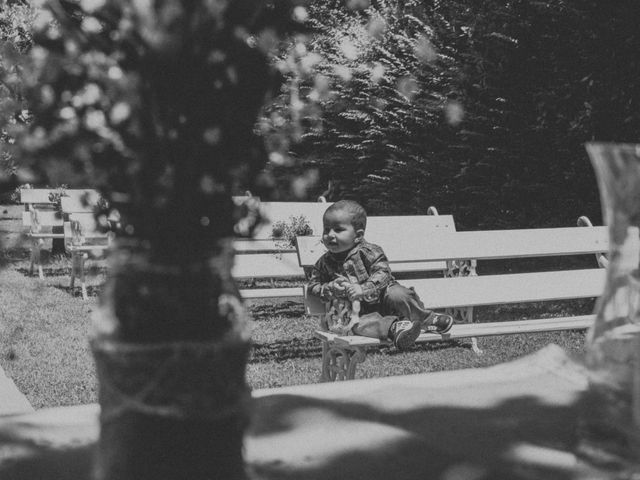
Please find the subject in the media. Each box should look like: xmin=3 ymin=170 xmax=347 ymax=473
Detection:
xmin=271 ymin=0 xmax=640 ymax=228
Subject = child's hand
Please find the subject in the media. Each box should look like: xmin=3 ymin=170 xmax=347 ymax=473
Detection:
xmin=345 ymin=283 xmax=364 ymax=301
xmin=326 ymin=277 xmax=348 ymax=298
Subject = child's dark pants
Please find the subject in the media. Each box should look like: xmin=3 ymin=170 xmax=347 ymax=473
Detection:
xmin=352 ymin=283 xmax=432 ymax=340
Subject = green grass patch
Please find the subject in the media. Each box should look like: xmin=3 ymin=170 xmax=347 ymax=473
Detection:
xmin=1 ymin=209 xmax=590 ymax=408
xmin=0 ymin=268 xmax=98 ymax=408
xmin=0 ymin=262 xmax=589 ymax=407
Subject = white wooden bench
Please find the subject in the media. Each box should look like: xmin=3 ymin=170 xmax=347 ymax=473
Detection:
xmin=236 ymin=207 xmax=455 ymax=302
xmin=232 ymin=198 xmax=332 ymax=300
xmin=20 ymin=188 xmax=64 ymax=279
xmin=60 ymin=193 xmax=112 ymax=300
xmin=19 ymin=188 xmax=101 ymax=279
xmin=36 ymin=194 xmax=331 ymax=300
xmin=297 ymin=222 xmax=620 ymax=381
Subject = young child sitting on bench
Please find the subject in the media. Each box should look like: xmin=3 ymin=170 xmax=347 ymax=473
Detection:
xmin=307 ymin=200 xmax=453 ymax=350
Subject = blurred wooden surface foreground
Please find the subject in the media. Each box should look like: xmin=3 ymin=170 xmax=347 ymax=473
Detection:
xmin=0 ymin=345 xmax=599 ymax=480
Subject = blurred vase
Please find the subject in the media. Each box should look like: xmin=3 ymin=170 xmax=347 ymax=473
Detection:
xmin=579 ymin=142 xmax=640 ymax=468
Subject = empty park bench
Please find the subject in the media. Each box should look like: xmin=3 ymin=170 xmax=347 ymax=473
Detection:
xmin=19 ymin=188 xmax=103 ymax=279
xmin=60 ymin=192 xmax=113 ymax=300
xmin=236 ymin=207 xmax=455 ymax=304
xmin=297 ymin=221 xmax=618 ymax=381
xmin=43 ymin=194 xmax=330 ymax=300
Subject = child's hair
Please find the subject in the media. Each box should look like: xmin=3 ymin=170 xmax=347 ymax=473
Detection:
xmin=324 ymin=200 xmax=367 ymax=231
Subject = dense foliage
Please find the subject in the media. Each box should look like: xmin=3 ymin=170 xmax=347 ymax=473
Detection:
xmin=5 ymin=0 xmax=314 ymax=256
xmin=0 ymin=0 xmax=37 ymax=190
xmin=272 ymin=0 xmax=640 ymax=229
xmin=3 ymin=0 xmax=640 ymax=230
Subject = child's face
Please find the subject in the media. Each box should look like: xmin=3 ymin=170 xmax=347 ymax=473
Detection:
xmin=322 ymin=209 xmax=363 ymax=254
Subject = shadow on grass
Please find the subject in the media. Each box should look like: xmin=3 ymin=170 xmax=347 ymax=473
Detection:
xmin=249 ymin=301 xmax=306 ymax=320
xmin=52 ymin=284 xmax=102 ymax=299
xmin=251 ymin=338 xmax=323 ymax=362
xmin=474 ymin=299 xmax=595 ymax=323
xmin=377 ymin=339 xmax=472 ymax=357
xmin=249 ymin=389 xmax=583 ymax=480
xmin=15 ymin=266 xmax=72 ymax=277
xmin=0 ymin=368 xmax=586 ymax=480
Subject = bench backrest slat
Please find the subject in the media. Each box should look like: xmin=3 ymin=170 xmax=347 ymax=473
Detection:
xmin=234 ymin=239 xmax=299 ymax=253
xmin=59 ymin=190 xmax=101 ymax=213
xmin=247 ymin=201 xmax=332 ymax=240
xmin=295 ymin=214 xmax=456 ymax=267
xmin=407 ymin=268 xmax=605 ymax=309
xmin=409 ymin=227 xmax=614 ymax=262
xmin=20 ymin=188 xmax=99 ymax=206
xmin=234 ymin=213 xmax=455 ymax=280
xmin=298 ymin=226 xmax=617 ymax=267
xmin=20 ymin=189 xmax=58 ymax=205
xmin=232 ymin=252 xmax=305 ymax=279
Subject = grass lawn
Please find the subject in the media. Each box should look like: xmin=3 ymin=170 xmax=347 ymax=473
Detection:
xmin=0 ymin=204 xmax=592 ymax=409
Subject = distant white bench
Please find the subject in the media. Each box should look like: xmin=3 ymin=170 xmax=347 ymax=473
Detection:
xmin=19 ymin=188 xmax=101 ymax=279
xmin=297 ymin=221 xmax=617 ymax=381
xmin=60 ymin=193 xmax=112 ymax=300
xmin=232 ymin=198 xmax=332 ymax=299
xmin=236 ymin=207 xmax=455 ymax=302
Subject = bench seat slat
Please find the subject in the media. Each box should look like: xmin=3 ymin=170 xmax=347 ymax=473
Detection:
xmin=65 ymin=245 xmax=110 ymax=252
xmin=407 ymin=268 xmax=604 ymax=309
xmin=28 ymin=233 xmax=66 ymax=239
xmin=320 ymin=314 xmax=595 ymax=347
xmin=22 ymin=211 xmax=63 ymax=228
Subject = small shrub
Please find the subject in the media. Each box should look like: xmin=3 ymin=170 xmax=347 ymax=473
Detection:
xmin=47 ymin=185 xmax=69 ymax=212
xmin=272 ymin=215 xmax=313 ymax=249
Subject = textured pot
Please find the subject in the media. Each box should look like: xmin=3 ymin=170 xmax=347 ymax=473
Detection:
xmin=90 ymin=242 xmax=252 ymax=480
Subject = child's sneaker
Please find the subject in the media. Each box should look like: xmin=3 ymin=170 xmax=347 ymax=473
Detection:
xmin=390 ymin=319 xmax=422 ymax=350
xmin=423 ymin=313 xmax=454 ymax=334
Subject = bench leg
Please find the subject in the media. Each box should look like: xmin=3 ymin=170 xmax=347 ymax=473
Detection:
xmin=30 ymin=239 xmax=44 ymax=279
xmin=444 ymin=305 xmax=483 ymax=354
xmin=455 ymin=306 xmax=482 ymax=354
xmin=71 ymin=252 xmax=88 ymax=300
xmin=70 ymin=253 xmax=77 ymax=290
xmin=470 ymin=337 xmax=483 ymax=355
xmin=79 ymin=253 xmax=88 ymax=300
xmin=320 ymin=341 xmax=367 ymax=381
xmin=445 ymin=257 xmax=482 ymax=355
